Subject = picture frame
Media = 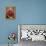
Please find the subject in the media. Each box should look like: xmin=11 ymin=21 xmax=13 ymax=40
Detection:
xmin=6 ymin=6 xmax=16 ymax=19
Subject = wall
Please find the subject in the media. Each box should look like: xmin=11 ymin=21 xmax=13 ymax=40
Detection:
xmin=0 ymin=0 xmax=46 ymax=44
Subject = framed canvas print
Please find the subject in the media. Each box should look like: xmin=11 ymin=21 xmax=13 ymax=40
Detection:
xmin=6 ymin=6 xmax=16 ymax=19
xmin=18 ymin=24 xmax=46 ymax=46
xmin=18 ymin=24 xmax=46 ymax=41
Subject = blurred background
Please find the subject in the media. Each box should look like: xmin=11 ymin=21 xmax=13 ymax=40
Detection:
xmin=0 ymin=0 xmax=46 ymax=46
